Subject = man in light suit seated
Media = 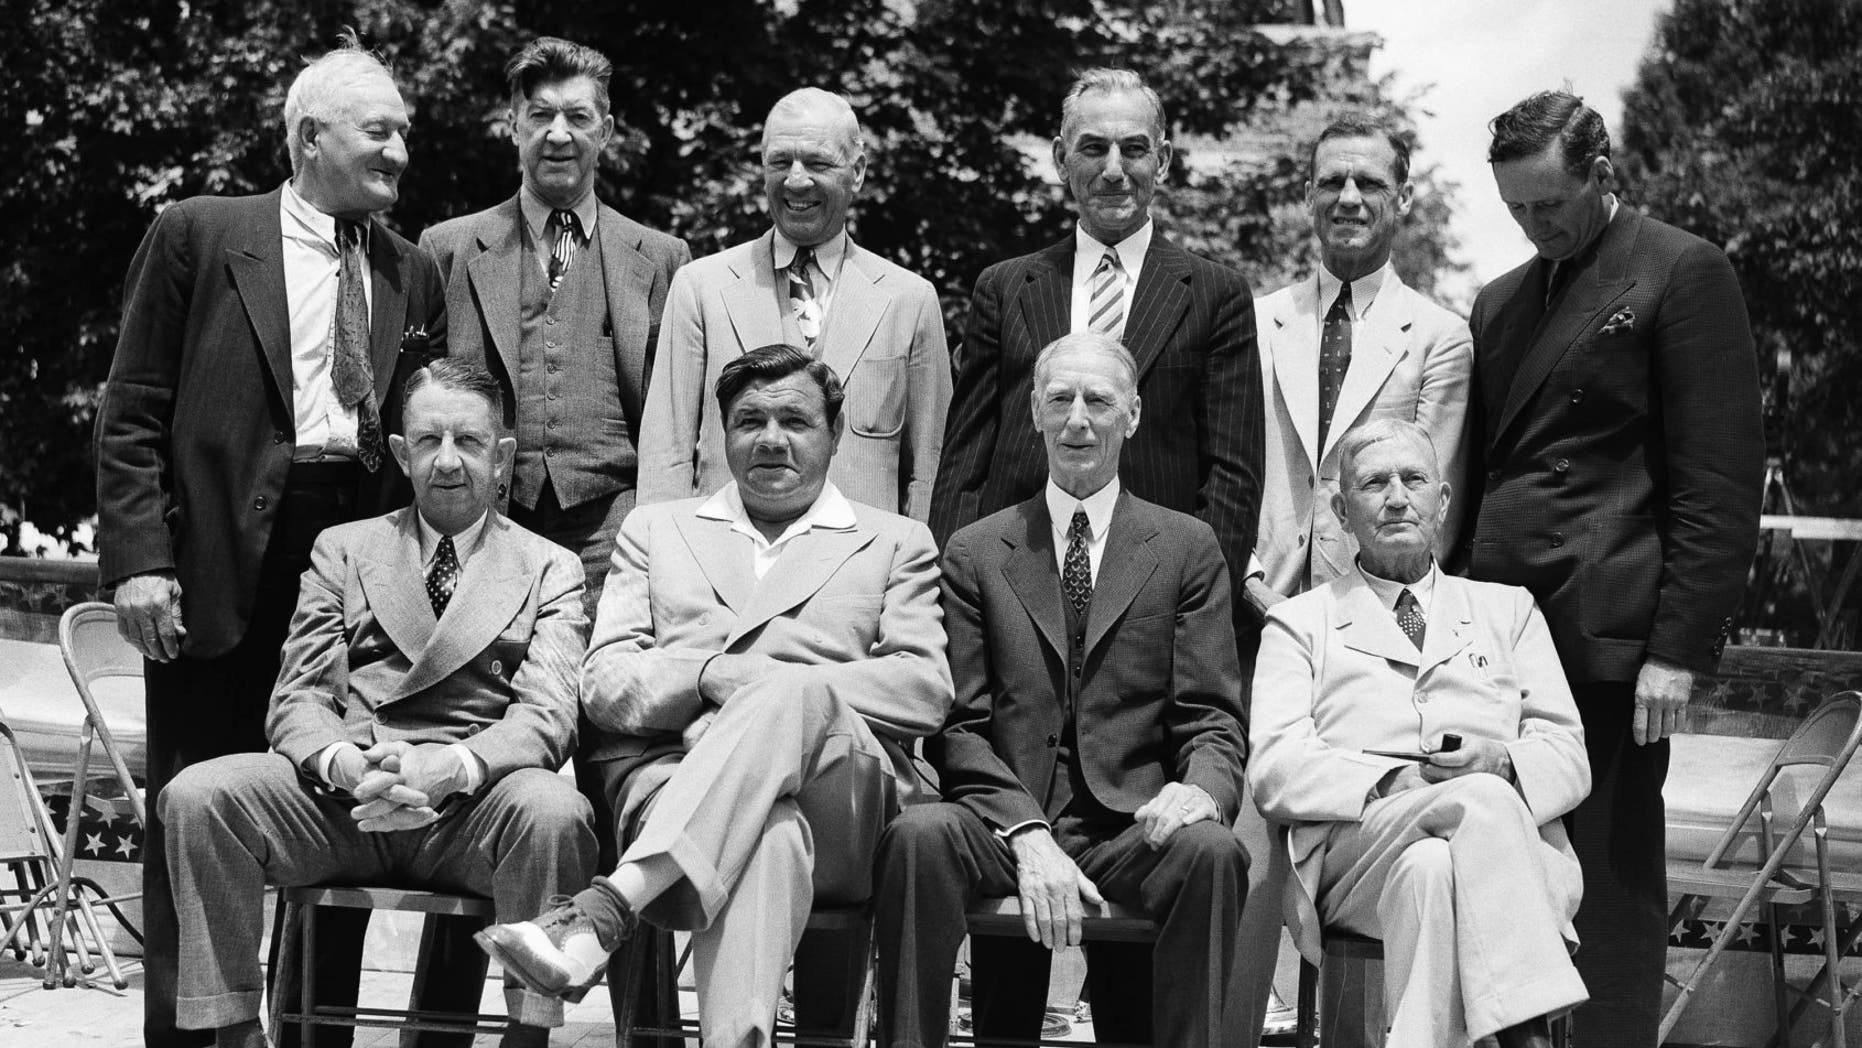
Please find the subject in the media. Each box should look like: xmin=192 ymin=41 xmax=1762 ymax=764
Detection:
xmin=479 ymin=344 xmax=954 ymax=1048
xmin=1250 ymin=417 xmax=1590 ymax=1048
xmin=159 ymin=359 xmax=597 ymax=1048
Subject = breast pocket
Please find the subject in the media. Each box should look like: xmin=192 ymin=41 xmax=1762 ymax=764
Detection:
xmin=848 ymin=355 xmax=906 ymax=439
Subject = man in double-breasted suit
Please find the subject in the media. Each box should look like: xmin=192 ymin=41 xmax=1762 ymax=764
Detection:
xmin=159 ymin=360 xmax=596 ymax=1048
xmin=94 ymin=41 xmax=446 ymax=1047
xmin=1253 ymin=419 xmax=1589 ymax=1048
xmin=874 ymin=333 xmax=1250 ymax=1048
xmin=420 ymin=36 xmax=690 ymax=608
xmin=479 ymin=346 xmax=952 ymax=1048
xmin=637 ymin=88 xmax=950 ymax=521
xmin=1246 ymin=113 xmax=1471 ymax=608
xmin=930 ymin=69 xmax=1263 ymax=604
xmin=1465 ymin=90 xmax=1764 ymax=1045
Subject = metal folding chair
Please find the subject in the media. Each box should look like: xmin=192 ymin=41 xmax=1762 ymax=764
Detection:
xmin=1661 ymin=690 xmax=1862 ymax=1047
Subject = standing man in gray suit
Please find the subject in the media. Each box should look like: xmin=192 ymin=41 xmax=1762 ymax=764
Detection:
xmin=636 ymin=88 xmax=951 ymax=521
xmin=421 ymin=36 xmax=690 ymax=608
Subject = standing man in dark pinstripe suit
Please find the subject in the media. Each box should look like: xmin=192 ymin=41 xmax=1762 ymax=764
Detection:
xmin=929 ymin=69 xmax=1264 ymax=609
xmin=1464 ymin=90 xmax=1764 ymax=1046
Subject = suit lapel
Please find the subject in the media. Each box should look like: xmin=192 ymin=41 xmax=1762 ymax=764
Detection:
xmin=599 ymin=208 xmax=656 ymax=398
xmin=1271 ymin=278 xmax=1322 ymax=475
xmin=356 ymin=511 xmax=437 ymax=677
xmin=1418 ymin=575 xmax=1475 ymax=674
xmin=721 ymin=231 xmax=789 ymax=354
xmin=1014 ymin=240 xmax=1073 ymax=354
xmin=396 ymin=515 xmax=530 ymax=700
xmin=226 ymin=191 xmax=293 ymax=412
xmin=1335 ymin=573 xmax=1419 ymax=668
xmin=366 ymin=222 xmax=408 ymax=403
xmin=671 ymin=512 xmax=755 ymax=616
xmin=1002 ymin=501 xmax=1069 ymax=663
xmin=818 ymin=240 xmax=887 ymax=382
xmin=1492 ymin=213 xmax=1638 ymax=444
xmin=727 ymin=525 xmax=877 ymax=648
xmin=1083 ymin=494 xmax=1159 ymax=658
xmin=1124 ymin=237 xmax=1194 ymax=381
xmin=1325 ymin=277 xmax=1412 ymax=462
xmin=465 ymin=200 xmax=526 ymax=387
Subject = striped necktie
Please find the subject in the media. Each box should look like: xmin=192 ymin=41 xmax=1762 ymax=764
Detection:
xmin=788 ymin=246 xmax=821 ymax=347
xmin=1088 ymin=249 xmax=1124 ymax=336
xmin=547 ymin=209 xmax=580 ymax=292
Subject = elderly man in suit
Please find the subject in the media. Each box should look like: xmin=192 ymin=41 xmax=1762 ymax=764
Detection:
xmin=1465 ymin=90 xmax=1763 ymax=1045
xmin=158 ymin=359 xmax=596 ymax=1048
xmin=480 ymin=345 xmax=953 ymax=1048
xmin=1245 ymin=112 xmax=1471 ymax=609
xmin=94 ymin=38 xmax=446 ymax=1047
xmin=1252 ymin=418 xmax=1590 ymax=1048
xmin=420 ymin=36 xmax=689 ymax=609
xmin=637 ymin=89 xmax=950 ymax=521
xmin=930 ymin=68 xmax=1263 ymax=604
xmin=874 ymin=332 xmax=1250 ymax=1048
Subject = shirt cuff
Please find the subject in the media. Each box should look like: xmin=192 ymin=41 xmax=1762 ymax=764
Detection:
xmin=996 ymin=818 xmax=1050 ymax=840
xmin=448 ymin=743 xmax=485 ymax=795
xmin=314 ymin=742 xmax=351 ymax=790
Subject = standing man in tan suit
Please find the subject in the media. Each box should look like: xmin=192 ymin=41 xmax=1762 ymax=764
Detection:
xmin=421 ymin=37 xmax=690 ymax=608
xmin=637 ymin=89 xmax=951 ymax=521
xmin=480 ymin=345 xmax=953 ymax=1048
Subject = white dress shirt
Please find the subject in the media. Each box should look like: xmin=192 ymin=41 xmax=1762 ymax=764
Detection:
xmin=1315 ymin=260 xmax=1390 ymax=328
xmin=1043 ymin=477 xmax=1121 ymax=583
xmin=696 ymin=480 xmax=858 ymax=580
xmin=280 ymin=181 xmax=366 ymax=459
xmin=1068 ymin=220 xmax=1153 ymax=341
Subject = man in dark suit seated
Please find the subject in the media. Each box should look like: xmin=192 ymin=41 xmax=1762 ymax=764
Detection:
xmin=158 ymin=360 xmax=596 ymax=1048
xmin=874 ymin=332 xmax=1251 ymax=1048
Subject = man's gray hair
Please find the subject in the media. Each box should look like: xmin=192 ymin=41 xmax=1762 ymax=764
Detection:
xmin=1059 ymin=68 xmax=1167 ymax=142
xmin=1335 ymin=418 xmax=1440 ymax=483
xmin=1030 ymin=332 xmax=1139 ymax=403
xmin=763 ymin=87 xmax=865 ymax=160
xmin=282 ymin=35 xmax=394 ymax=173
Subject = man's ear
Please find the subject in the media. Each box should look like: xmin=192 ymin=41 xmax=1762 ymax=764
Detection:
xmin=389 ymin=433 xmax=411 ymax=478
xmin=495 ymin=436 xmax=517 ymax=478
xmin=1395 ymin=178 xmax=1415 ymax=219
xmin=1331 ymin=489 xmax=1348 ymax=527
xmin=1590 ymin=154 xmax=1615 ymax=189
xmin=829 ymin=412 xmax=846 ymax=452
xmin=1125 ymin=393 xmax=1142 ymax=438
xmin=1436 ymin=481 xmax=1452 ymax=523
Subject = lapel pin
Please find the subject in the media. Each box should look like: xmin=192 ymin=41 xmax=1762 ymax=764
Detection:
xmin=1599 ymin=308 xmax=1635 ymax=336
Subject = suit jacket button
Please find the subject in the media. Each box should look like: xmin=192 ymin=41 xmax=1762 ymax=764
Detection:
xmin=1554 ymin=458 xmax=1571 ymax=472
xmin=1571 ymin=389 xmax=1585 ymax=404
xmin=466 ymin=725 xmax=480 ymax=736
xmin=1550 ymin=532 xmax=1565 ymax=548
xmin=1046 ymin=733 xmax=1059 ymax=748
xmin=272 ymin=431 xmax=287 ymax=445
xmin=490 ymin=660 xmax=503 ymax=677
xmin=1486 ymin=468 xmax=1501 ymax=483
xmin=253 ymin=496 xmax=268 ymax=511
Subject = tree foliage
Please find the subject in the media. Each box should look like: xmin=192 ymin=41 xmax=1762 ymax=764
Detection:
xmin=0 ymin=0 xmax=1460 ymax=547
xmin=1618 ymin=0 xmax=1862 ymax=516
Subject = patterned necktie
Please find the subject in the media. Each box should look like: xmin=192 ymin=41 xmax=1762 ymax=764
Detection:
xmin=788 ymin=245 xmax=821 ymax=347
xmin=1087 ymin=249 xmax=1124 ymax=336
xmin=426 ymin=535 xmax=460 ymax=619
xmin=547 ymin=209 xmax=580 ymax=292
xmin=332 ymin=220 xmax=382 ymax=472
xmin=1317 ymin=281 xmax=1353 ymax=448
xmin=1063 ymin=509 xmax=1093 ymax=613
xmin=1396 ymin=588 xmax=1426 ymax=650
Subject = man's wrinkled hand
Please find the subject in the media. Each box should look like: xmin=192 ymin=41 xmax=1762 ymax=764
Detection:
xmin=394 ymin=742 xmax=470 ymax=802
xmin=1008 ymin=827 xmax=1104 ymax=951
xmin=682 ymin=709 xmax=718 ymax=751
xmin=1421 ymin=737 xmax=1514 ymax=784
xmin=114 ymin=571 xmax=186 ymax=662
xmin=353 ymin=798 xmax=440 ymax=832
xmin=1133 ymin=782 xmax=1219 ymax=849
xmin=1634 ymin=657 xmax=1694 ymax=745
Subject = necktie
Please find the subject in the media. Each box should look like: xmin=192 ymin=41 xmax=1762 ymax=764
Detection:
xmin=1317 ymin=282 xmax=1353 ymax=448
xmin=1543 ymin=258 xmax=1567 ymax=311
xmin=1063 ymin=509 xmax=1093 ymax=613
xmin=333 ymin=220 xmax=383 ymax=472
xmin=547 ymin=209 xmax=580 ymax=292
xmin=1395 ymin=588 xmax=1426 ymax=650
xmin=1087 ymin=249 xmax=1124 ymax=336
xmin=426 ymin=535 xmax=460 ymax=619
xmin=788 ymin=246 xmax=821 ymax=347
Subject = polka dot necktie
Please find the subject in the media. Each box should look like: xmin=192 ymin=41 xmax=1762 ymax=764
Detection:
xmin=426 ymin=535 xmax=460 ymax=619
xmin=1063 ymin=509 xmax=1093 ymax=614
xmin=1396 ymin=587 xmax=1426 ymax=650
xmin=1318 ymin=281 xmax=1353 ymax=448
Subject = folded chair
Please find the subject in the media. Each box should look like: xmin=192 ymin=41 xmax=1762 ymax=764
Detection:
xmin=1661 ymin=690 xmax=1862 ymax=1047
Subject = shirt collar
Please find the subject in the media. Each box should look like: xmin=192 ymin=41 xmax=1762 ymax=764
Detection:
xmin=1316 ymin=260 xmax=1389 ymax=320
xmin=1044 ymin=477 xmax=1121 ymax=545
xmin=1355 ymin=557 xmax=1438 ymax=612
xmin=520 ymin=184 xmax=599 ymax=245
xmin=695 ymin=480 xmax=858 ymax=543
xmin=415 ymin=509 xmax=491 ymax=568
xmin=772 ymin=228 xmax=848 ymax=276
xmin=281 ymin=180 xmax=367 ymax=253
xmin=1074 ymin=219 xmax=1152 ymax=279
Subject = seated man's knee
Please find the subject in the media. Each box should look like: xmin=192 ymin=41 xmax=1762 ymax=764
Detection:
xmin=497 ymin=768 xmax=596 ymax=840
xmin=1166 ymin=819 xmax=1250 ymax=879
xmin=876 ymin=803 xmax=972 ymax=875
xmin=157 ymin=752 xmax=277 ymax=825
xmin=1436 ymin=770 xmax=1527 ymax=813
xmin=1389 ymin=836 xmax=1454 ymax=893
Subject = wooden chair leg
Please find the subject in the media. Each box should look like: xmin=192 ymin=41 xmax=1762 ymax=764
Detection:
xmin=1296 ymin=957 xmax=1318 ymax=1048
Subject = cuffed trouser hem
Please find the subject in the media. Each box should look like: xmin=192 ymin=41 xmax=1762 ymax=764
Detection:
xmin=175 ymin=990 xmax=262 ymax=1031
xmin=1465 ymin=973 xmax=1587 ymax=1043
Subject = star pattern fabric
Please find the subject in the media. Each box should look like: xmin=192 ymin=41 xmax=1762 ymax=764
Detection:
xmin=427 ymin=534 xmax=460 ymax=619
xmin=788 ymin=245 xmax=822 ymax=347
xmin=1396 ymin=587 xmax=1426 ymax=650
xmin=1063 ymin=509 xmax=1093 ymax=613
